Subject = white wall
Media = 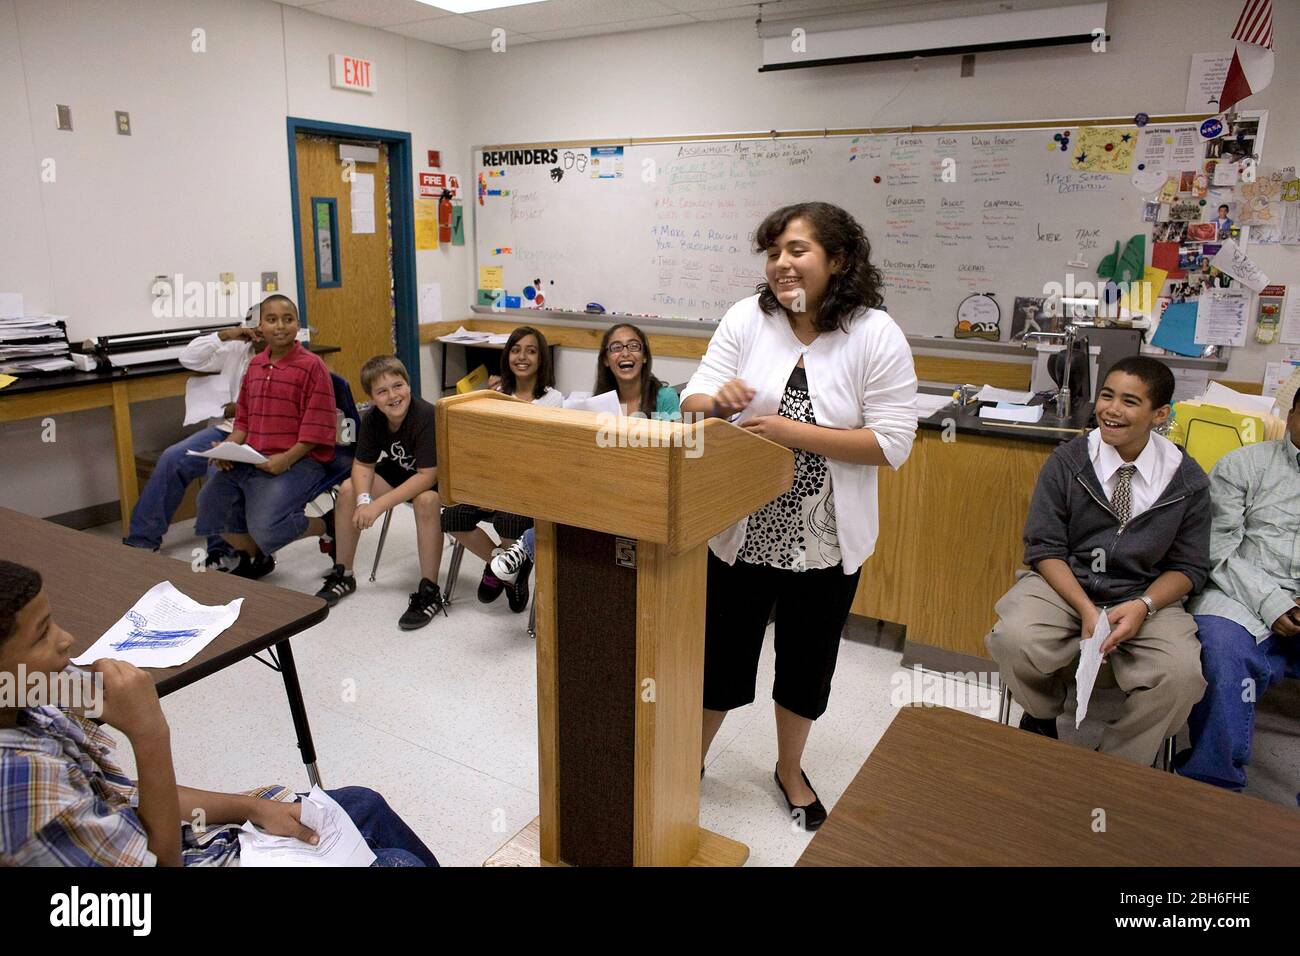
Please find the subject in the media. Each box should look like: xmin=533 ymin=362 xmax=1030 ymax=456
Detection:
xmin=0 ymin=0 xmax=473 ymax=518
xmin=458 ymin=0 xmax=1300 ymax=386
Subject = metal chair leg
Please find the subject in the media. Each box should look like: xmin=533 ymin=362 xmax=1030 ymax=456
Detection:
xmin=998 ymin=681 xmax=1012 ymax=725
xmin=527 ymin=591 xmax=536 ymax=640
xmin=444 ymin=541 xmax=465 ymax=605
xmin=369 ymin=509 xmax=394 ymax=582
xmin=1162 ymin=733 xmax=1176 ymax=772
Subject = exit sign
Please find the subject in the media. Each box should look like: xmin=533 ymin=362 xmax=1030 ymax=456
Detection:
xmin=330 ymin=54 xmax=375 ymax=93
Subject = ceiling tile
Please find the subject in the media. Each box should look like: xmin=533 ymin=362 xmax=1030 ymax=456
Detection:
xmin=448 ymin=33 xmax=541 ymax=49
xmin=387 ymin=13 xmax=504 ymax=43
xmin=526 ymin=12 xmax=695 ymax=40
xmin=682 ymin=3 xmax=762 ymax=20
xmin=482 ymin=0 xmax=680 ymax=34
xmin=302 ymin=0 xmax=454 ymax=26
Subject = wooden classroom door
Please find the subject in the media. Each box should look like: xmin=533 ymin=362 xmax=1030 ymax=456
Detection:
xmin=294 ymin=134 xmax=395 ymax=397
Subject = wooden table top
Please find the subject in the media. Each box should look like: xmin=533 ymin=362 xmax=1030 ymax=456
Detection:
xmin=798 ymin=705 xmax=1300 ymax=867
xmin=0 ymin=507 xmax=328 ymax=696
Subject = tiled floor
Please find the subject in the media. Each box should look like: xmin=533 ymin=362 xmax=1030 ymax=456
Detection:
xmin=87 ymin=516 xmax=1299 ymax=866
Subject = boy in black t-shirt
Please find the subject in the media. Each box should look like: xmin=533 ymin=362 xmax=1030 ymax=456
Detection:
xmin=315 ymin=356 xmax=446 ymax=630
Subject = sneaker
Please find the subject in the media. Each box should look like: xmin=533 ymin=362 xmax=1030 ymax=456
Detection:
xmin=205 ymin=551 xmax=241 ymax=573
xmin=319 ymin=508 xmax=336 ymax=561
xmin=506 ymin=556 xmax=532 ymax=614
xmin=314 ymin=564 xmax=356 ymax=607
xmin=400 ymin=579 xmax=446 ymax=631
xmin=477 ymin=551 xmax=507 ymax=604
xmin=490 ymin=540 xmax=529 ymax=584
xmin=230 ymin=551 xmax=275 ymax=580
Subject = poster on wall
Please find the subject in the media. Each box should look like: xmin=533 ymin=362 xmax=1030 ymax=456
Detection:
xmin=589 ymin=146 xmax=624 ymax=180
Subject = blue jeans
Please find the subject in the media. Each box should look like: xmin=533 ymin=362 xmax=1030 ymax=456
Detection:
xmin=195 ymin=458 xmax=325 ymax=556
xmin=325 ymin=787 xmax=439 ymax=867
xmin=1175 ymin=614 xmax=1300 ymax=791
xmin=521 ymin=527 xmax=535 ymax=561
xmin=124 ymin=426 xmax=232 ymax=556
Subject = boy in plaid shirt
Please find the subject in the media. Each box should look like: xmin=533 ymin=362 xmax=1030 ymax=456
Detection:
xmin=0 ymin=560 xmax=436 ymax=866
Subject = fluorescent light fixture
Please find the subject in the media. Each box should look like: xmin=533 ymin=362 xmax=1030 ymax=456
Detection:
xmin=416 ymin=0 xmax=548 ymax=14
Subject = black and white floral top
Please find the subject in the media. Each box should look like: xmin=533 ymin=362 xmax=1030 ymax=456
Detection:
xmin=737 ymin=365 xmax=840 ymax=571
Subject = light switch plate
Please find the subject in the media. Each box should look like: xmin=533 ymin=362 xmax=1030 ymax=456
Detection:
xmin=56 ymin=104 xmax=73 ymax=131
xmin=115 ymin=111 xmax=131 ymax=135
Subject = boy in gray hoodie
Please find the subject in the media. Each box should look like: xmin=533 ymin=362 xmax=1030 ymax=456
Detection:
xmin=987 ymin=356 xmax=1211 ymax=765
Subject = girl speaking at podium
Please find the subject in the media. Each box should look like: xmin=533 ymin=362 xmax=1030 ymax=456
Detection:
xmin=681 ymin=202 xmax=917 ymax=830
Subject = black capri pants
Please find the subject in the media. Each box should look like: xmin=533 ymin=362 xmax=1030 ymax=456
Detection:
xmin=440 ymin=504 xmax=531 ymax=540
xmin=703 ymin=549 xmax=862 ymax=721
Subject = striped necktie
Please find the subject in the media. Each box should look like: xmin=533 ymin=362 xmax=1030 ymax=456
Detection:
xmin=1112 ymin=464 xmax=1137 ymax=524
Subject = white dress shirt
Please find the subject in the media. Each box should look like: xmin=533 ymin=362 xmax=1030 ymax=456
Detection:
xmin=683 ymin=294 xmax=918 ymax=574
xmin=178 ymin=332 xmax=256 ymax=430
xmin=1087 ymin=427 xmax=1182 ymax=519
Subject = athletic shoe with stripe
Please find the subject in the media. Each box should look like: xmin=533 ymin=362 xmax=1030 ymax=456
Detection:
xmin=400 ymin=578 xmax=447 ymax=631
xmin=314 ymin=564 xmax=356 ymax=607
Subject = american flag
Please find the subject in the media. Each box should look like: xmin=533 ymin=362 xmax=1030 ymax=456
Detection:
xmin=1220 ymin=0 xmax=1274 ymax=114
xmin=1231 ymin=0 xmax=1273 ymax=48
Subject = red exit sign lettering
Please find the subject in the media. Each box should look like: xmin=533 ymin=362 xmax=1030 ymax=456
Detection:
xmin=330 ymin=54 xmax=376 ymax=94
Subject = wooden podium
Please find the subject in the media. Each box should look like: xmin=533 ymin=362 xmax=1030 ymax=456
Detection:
xmin=435 ymin=392 xmax=793 ymax=866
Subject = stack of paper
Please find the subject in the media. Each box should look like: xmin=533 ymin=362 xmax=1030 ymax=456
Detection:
xmin=437 ymin=326 xmax=491 ymax=344
xmin=0 ymin=312 xmax=73 ymax=374
xmin=913 ymin=393 xmax=954 ymax=420
xmin=976 ymin=385 xmax=1035 ymax=405
xmin=978 ymin=403 xmax=1044 ymax=424
xmin=1202 ymin=381 xmax=1280 ymax=417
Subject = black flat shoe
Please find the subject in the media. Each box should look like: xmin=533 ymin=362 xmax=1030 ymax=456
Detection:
xmin=1018 ymin=711 xmax=1059 ymax=740
xmin=774 ymin=767 xmax=827 ymax=832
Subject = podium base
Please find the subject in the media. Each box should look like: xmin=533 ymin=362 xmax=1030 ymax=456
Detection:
xmin=483 ymin=817 xmax=750 ymax=867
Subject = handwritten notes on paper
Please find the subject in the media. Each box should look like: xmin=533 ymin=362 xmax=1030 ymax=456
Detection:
xmin=1195 ymin=288 xmax=1250 ymax=347
xmin=1209 ymin=239 xmax=1269 ymax=293
xmin=72 ymin=582 xmax=242 ymax=669
xmin=239 ymin=787 xmax=376 ymax=867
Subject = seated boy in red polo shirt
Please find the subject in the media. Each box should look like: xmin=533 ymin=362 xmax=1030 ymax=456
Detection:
xmin=194 ymin=295 xmax=337 ymax=578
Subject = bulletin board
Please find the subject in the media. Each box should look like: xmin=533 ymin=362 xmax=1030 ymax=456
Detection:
xmin=474 ymin=111 xmax=1294 ymax=384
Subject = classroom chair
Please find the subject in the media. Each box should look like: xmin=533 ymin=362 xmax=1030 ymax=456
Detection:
xmin=996 ymin=671 xmax=1177 ymax=772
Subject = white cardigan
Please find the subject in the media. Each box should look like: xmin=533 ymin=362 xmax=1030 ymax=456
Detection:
xmin=682 ymin=295 xmax=917 ymax=574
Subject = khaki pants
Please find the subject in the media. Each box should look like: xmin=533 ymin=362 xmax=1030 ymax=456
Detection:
xmin=986 ymin=572 xmax=1206 ymax=766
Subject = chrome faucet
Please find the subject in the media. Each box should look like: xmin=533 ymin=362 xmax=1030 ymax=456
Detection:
xmin=1020 ymin=323 xmax=1082 ymax=420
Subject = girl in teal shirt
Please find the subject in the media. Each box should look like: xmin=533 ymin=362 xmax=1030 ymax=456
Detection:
xmin=593 ymin=323 xmax=681 ymax=420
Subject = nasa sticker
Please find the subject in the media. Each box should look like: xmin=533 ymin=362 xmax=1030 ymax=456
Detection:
xmin=1199 ymin=117 xmax=1224 ymax=140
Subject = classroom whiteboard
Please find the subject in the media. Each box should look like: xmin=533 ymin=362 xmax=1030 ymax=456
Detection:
xmin=473 ymin=118 xmax=1227 ymax=339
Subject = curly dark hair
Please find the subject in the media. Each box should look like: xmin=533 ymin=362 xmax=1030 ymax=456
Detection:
xmin=0 ymin=560 xmax=42 ymax=644
xmin=594 ymin=323 xmax=665 ymax=415
xmin=753 ymin=202 xmax=884 ymax=332
xmin=498 ymin=326 xmax=555 ymax=401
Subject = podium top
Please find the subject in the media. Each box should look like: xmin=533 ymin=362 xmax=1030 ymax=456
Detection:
xmin=436 ymin=391 xmax=794 ymax=553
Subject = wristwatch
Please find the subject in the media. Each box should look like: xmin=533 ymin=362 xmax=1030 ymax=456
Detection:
xmin=1139 ymin=595 xmax=1157 ymax=617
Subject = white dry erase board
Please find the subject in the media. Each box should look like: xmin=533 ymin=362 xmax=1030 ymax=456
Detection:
xmin=473 ymin=114 xmax=1265 ymax=339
